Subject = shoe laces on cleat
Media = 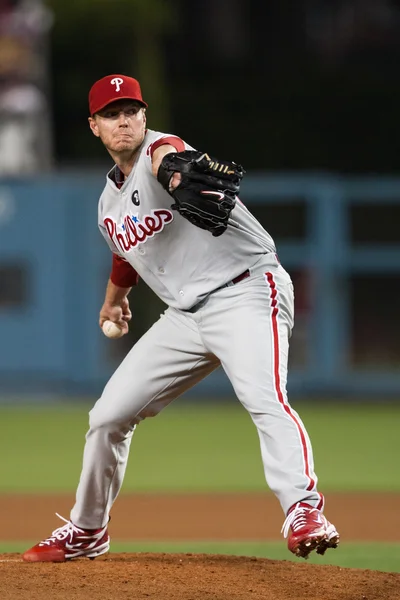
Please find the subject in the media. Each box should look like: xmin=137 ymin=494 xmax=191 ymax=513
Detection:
xmin=38 ymin=513 xmax=89 ymax=547
xmin=281 ymin=503 xmax=320 ymax=538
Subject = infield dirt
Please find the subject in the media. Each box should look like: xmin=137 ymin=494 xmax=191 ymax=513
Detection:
xmin=0 ymin=492 xmax=399 ymax=600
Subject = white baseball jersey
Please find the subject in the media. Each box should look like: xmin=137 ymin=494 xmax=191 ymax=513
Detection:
xmin=98 ymin=129 xmax=276 ymax=309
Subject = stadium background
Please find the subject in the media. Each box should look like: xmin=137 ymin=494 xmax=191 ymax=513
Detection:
xmin=0 ymin=0 xmax=399 ymax=579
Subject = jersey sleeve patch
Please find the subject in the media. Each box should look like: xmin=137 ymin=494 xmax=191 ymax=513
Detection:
xmin=148 ymin=136 xmax=185 ymax=157
xmin=110 ymin=254 xmax=140 ymax=287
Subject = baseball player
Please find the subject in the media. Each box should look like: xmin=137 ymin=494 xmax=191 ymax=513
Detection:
xmin=23 ymin=74 xmax=339 ymax=563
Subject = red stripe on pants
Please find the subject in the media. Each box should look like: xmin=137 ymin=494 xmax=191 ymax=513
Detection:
xmin=266 ymin=272 xmax=316 ymax=492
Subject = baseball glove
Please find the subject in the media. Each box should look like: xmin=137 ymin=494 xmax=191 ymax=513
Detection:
xmin=157 ymin=150 xmax=245 ymax=237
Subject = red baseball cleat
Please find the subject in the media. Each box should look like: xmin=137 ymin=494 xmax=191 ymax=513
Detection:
xmin=22 ymin=513 xmax=110 ymax=562
xmin=281 ymin=502 xmax=340 ymax=559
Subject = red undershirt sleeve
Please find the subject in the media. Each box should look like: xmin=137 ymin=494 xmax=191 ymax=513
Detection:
xmin=149 ymin=136 xmax=185 ymax=157
xmin=110 ymin=254 xmax=140 ymax=288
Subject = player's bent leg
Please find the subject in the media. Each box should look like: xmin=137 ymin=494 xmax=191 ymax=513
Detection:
xmin=69 ymin=307 xmax=218 ymax=530
xmin=23 ymin=309 xmax=218 ymax=562
xmin=202 ymin=263 xmax=339 ymax=558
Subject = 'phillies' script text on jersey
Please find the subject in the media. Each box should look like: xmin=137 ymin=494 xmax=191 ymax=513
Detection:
xmin=104 ymin=209 xmax=174 ymax=252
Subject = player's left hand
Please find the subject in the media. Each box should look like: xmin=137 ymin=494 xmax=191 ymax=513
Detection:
xmin=157 ymin=150 xmax=245 ymax=237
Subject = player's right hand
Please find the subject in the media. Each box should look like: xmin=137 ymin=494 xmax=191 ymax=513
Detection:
xmin=99 ymin=298 xmax=131 ymax=335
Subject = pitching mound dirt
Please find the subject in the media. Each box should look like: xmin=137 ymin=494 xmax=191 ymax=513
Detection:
xmin=2 ymin=493 xmax=399 ymax=599
xmin=1 ymin=552 xmax=399 ymax=600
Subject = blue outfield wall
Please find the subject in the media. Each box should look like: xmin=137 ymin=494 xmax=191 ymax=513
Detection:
xmin=0 ymin=171 xmax=399 ymax=398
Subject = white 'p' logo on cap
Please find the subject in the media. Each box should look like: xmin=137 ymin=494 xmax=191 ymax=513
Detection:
xmin=111 ymin=77 xmax=123 ymax=92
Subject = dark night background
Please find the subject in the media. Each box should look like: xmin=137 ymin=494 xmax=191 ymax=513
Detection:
xmin=47 ymin=0 xmax=400 ymax=173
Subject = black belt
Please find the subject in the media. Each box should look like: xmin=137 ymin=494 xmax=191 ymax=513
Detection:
xmin=224 ymin=269 xmax=250 ymax=287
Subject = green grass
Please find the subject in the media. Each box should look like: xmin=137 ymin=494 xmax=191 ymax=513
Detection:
xmin=0 ymin=400 xmax=399 ymax=492
xmin=3 ymin=541 xmax=400 ymax=573
xmin=2 ymin=401 xmax=397 ymax=576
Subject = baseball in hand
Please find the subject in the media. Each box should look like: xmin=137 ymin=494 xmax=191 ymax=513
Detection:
xmin=102 ymin=320 xmax=124 ymax=339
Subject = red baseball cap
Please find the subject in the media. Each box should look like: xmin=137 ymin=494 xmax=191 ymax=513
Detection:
xmin=89 ymin=74 xmax=148 ymax=116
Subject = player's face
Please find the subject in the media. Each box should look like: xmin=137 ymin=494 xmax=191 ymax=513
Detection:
xmin=89 ymin=100 xmax=146 ymax=154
